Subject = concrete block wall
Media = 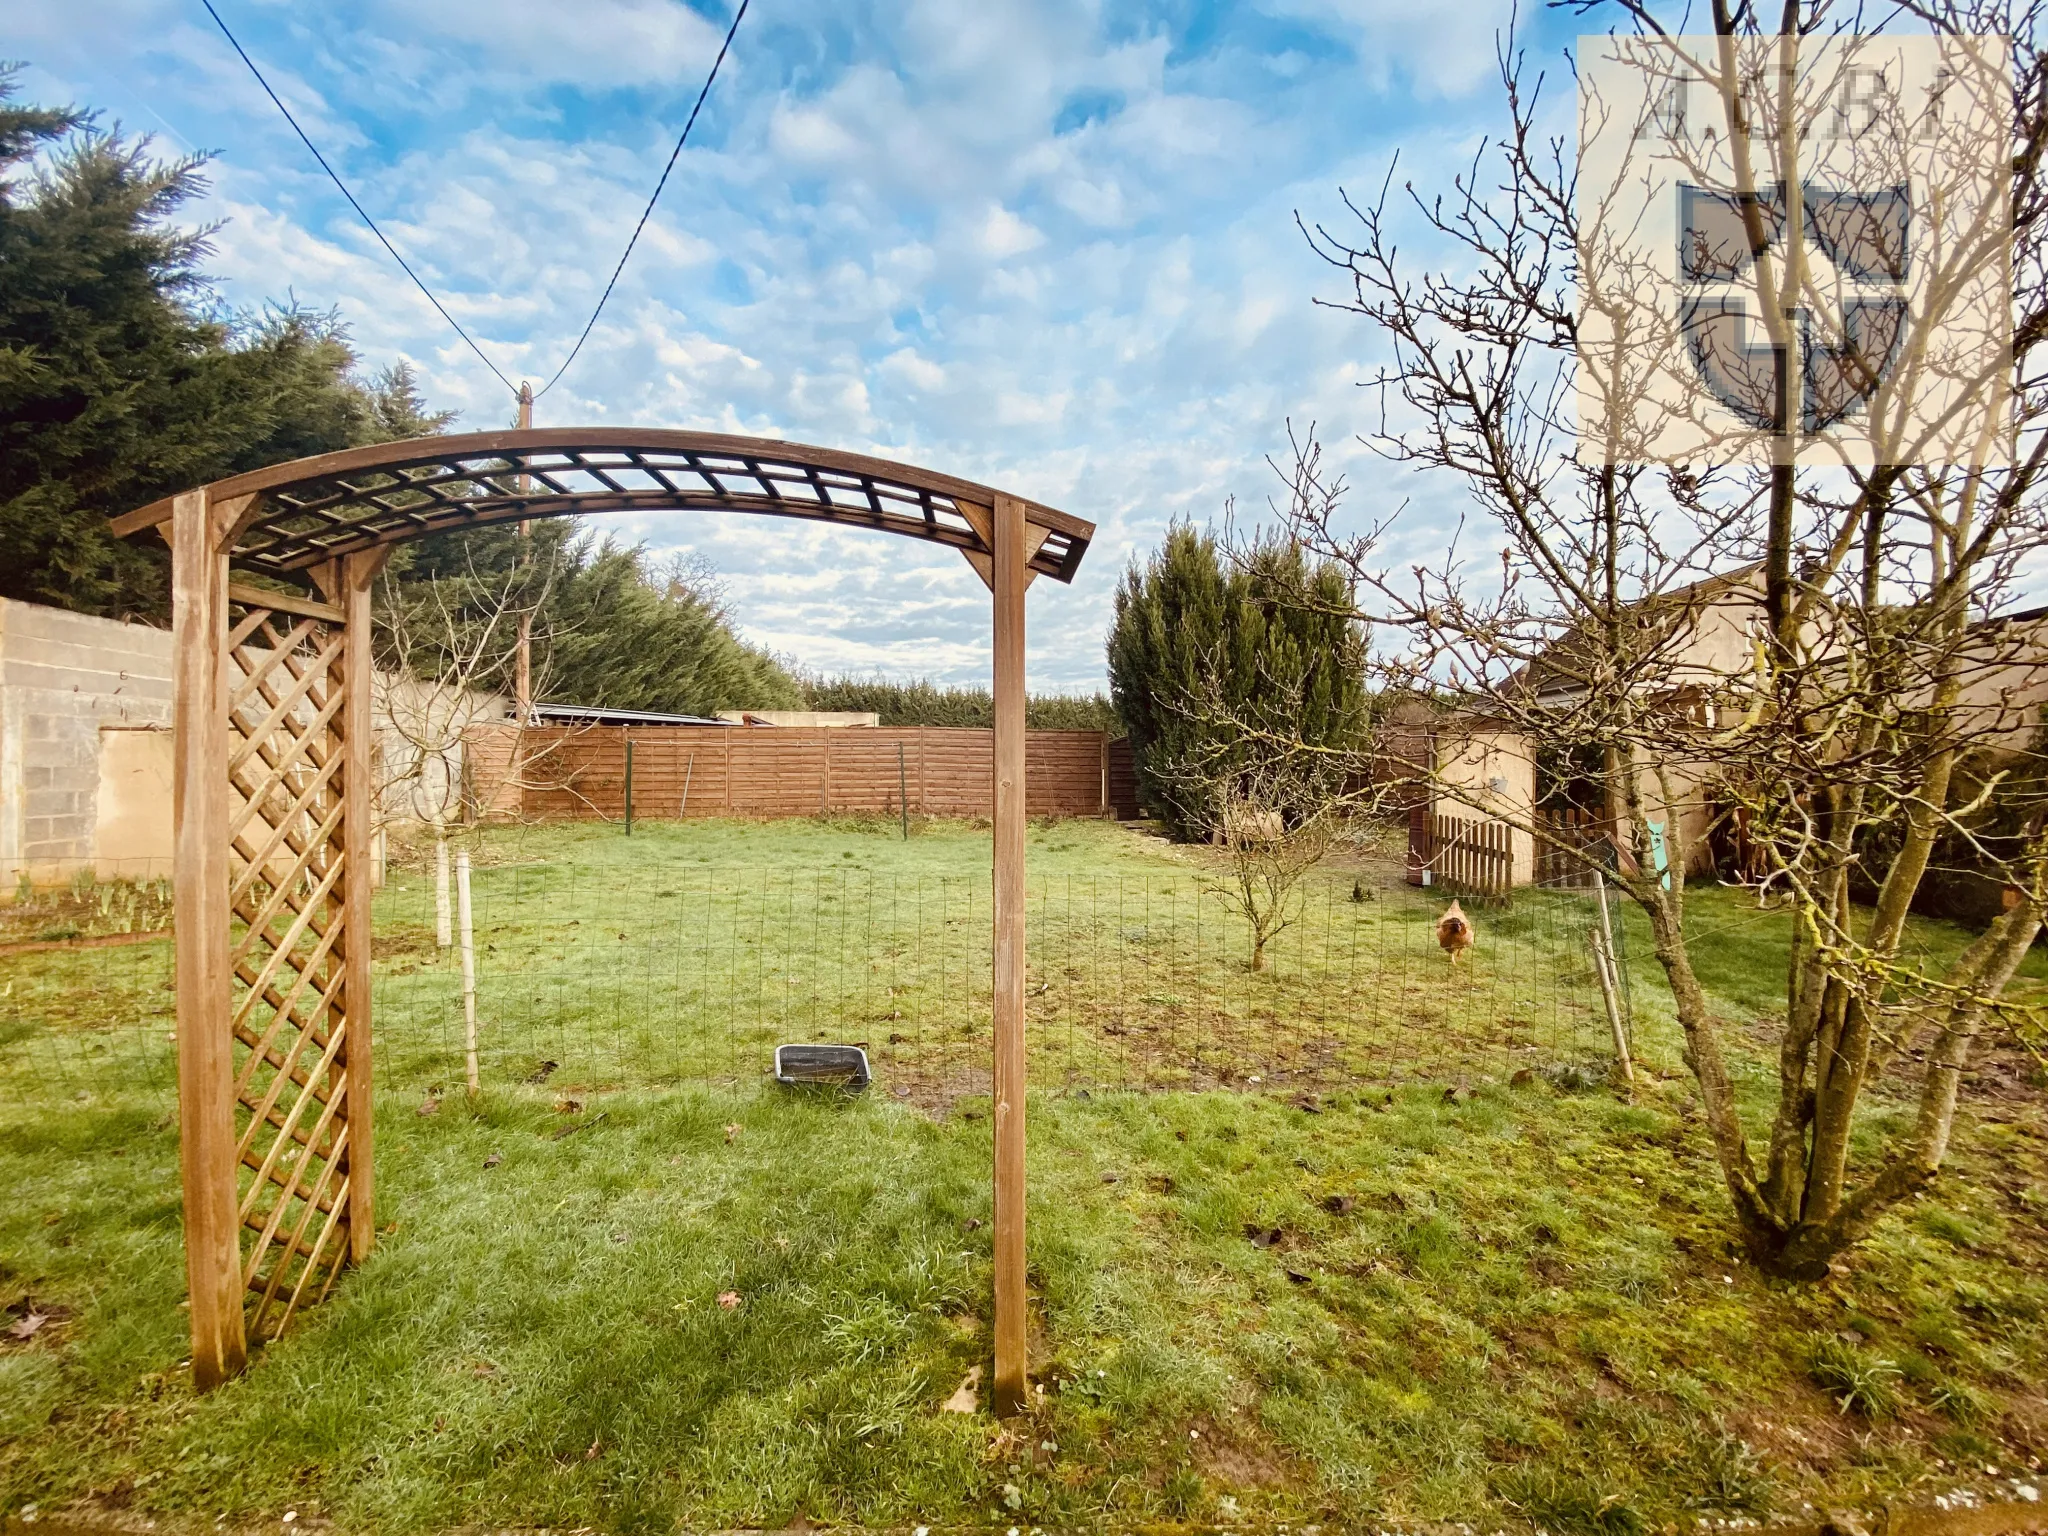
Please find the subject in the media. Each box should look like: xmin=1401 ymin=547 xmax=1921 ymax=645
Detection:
xmin=0 ymin=596 xmax=173 ymax=883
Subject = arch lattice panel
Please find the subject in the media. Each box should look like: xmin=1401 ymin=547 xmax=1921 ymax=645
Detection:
xmin=224 ymin=598 xmax=360 ymax=1339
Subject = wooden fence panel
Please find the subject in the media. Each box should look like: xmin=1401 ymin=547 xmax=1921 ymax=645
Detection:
xmin=467 ymin=725 xmax=1113 ymax=822
xmin=1428 ymin=812 xmax=1513 ymax=904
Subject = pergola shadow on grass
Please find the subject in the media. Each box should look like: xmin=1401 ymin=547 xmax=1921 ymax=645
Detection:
xmin=112 ymin=429 xmax=1094 ymax=1408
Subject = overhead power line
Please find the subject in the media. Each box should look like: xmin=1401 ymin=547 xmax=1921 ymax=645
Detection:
xmin=200 ymin=0 xmax=751 ymax=407
xmin=200 ymin=0 xmax=520 ymax=396
xmin=534 ymin=0 xmax=751 ymax=400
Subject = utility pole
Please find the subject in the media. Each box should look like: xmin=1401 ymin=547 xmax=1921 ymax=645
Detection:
xmin=515 ymin=381 xmax=534 ymax=725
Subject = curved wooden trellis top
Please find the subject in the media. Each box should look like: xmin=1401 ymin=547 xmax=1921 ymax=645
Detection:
xmin=112 ymin=427 xmax=1094 ymax=583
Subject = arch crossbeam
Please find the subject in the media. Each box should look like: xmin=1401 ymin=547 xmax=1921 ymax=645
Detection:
xmin=113 ymin=428 xmax=1092 ymax=583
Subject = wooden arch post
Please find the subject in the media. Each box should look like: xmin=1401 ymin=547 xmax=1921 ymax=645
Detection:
xmin=989 ymin=494 xmax=1030 ymax=1417
xmin=170 ymin=489 xmax=382 ymax=1387
xmin=171 ymin=486 xmax=243 ymax=1387
xmin=959 ymin=492 xmax=1047 ymax=1417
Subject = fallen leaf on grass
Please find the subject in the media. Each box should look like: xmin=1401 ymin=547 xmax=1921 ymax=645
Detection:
xmin=724 ymin=1123 xmax=741 ymax=1144
xmin=717 ymin=1291 xmax=742 ymax=1310
xmin=584 ymin=1439 xmax=602 ymax=1460
xmin=6 ymin=1312 xmax=51 ymax=1341
xmin=416 ymin=1097 xmax=440 ymax=1117
xmin=942 ymin=1363 xmax=983 ymax=1413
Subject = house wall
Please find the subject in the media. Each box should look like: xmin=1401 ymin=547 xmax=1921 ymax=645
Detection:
xmin=1628 ymin=759 xmax=1719 ymax=878
xmin=1950 ymin=621 xmax=2048 ymax=750
xmin=0 ymin=595 xmax=510 ymax=889
xmin=1668 ymin=587 xmax=1764 ymax=701
xmin=0 ymin=597 xmax=175 ymax=886
xmin=93 ymin=726 xmax=176 ymax=872
xmin=1433 ymin=725 xmax=1537 ymax=884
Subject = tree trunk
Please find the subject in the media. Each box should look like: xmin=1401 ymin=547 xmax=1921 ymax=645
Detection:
xmin=433 ymin=820 xmax=452 ymax=950
xmin=457 ymin=845 xmax=478 ymax=1096
xmin=1641 ymin=897 xmax=1784 ymax=1252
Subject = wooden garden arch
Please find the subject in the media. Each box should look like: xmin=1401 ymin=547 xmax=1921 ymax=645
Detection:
xmin=113 ymin=429 xmax=1095 ymax=1412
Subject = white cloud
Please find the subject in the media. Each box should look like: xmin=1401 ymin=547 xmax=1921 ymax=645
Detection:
xmin=994 ymin=390 xmax=1070 ymax=427
xmin=376 ymin=0 xmax=723 ymax=89
xmin=1262 ymin=0 xmax=1520 ymax=98
xmin=976 ymin=204 xmax=1046 ymax=260
xmin=879 ymin=349 xmax=947 ymax=392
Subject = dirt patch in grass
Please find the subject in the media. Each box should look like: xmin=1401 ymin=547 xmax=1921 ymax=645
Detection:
xmin=370 ymin=922 xmax=439 ymax=962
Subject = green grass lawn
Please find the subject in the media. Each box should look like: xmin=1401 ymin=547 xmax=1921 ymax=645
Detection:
xmin=2 ymin=819 xmax=2045 ymax=1532
xmin=364 ymin=816 xmax=1625 ymax=1101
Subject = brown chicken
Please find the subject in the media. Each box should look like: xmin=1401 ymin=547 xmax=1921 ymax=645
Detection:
xmin=1436 ymin=900 xmax=1475 ymax=965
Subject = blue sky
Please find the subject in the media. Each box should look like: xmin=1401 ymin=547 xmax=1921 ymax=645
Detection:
xmin=13 ymin=0 xmax=1580 ymax=692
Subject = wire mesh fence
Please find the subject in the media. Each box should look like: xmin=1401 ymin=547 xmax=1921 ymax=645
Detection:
xmin=0 ymin=857 xmax=179 ymax=1114
xmin=369 ymin=858 xmax=1628 ymax=1104
xmin=1 ymin=848 xmax=1634 ymax=1113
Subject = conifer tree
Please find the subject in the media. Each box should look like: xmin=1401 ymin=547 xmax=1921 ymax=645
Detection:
xmin=0 ymin=68 xmax=454 ymax=619
xmin=1107 ymin=523 xmax=1365 ymax=839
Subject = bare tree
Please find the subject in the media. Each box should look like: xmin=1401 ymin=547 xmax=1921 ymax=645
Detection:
xmin=375 ymin=547 xmax=567 ymax=1094
xmin=1143 ymin=567 xmax=1382 ymax=970
xmin=1254 ymin=5 xmax=2048 ymax=1277
xmin=1170 ymin=734 xmax=1355 ymax=971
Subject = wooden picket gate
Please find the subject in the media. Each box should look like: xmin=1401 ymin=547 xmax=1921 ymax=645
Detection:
xmin=1422 ymin=812 xmax=1514 ymax=904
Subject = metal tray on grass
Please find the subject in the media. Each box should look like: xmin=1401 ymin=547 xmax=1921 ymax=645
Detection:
xmin=774 ymin=1043 xmax=872 ymax=1091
